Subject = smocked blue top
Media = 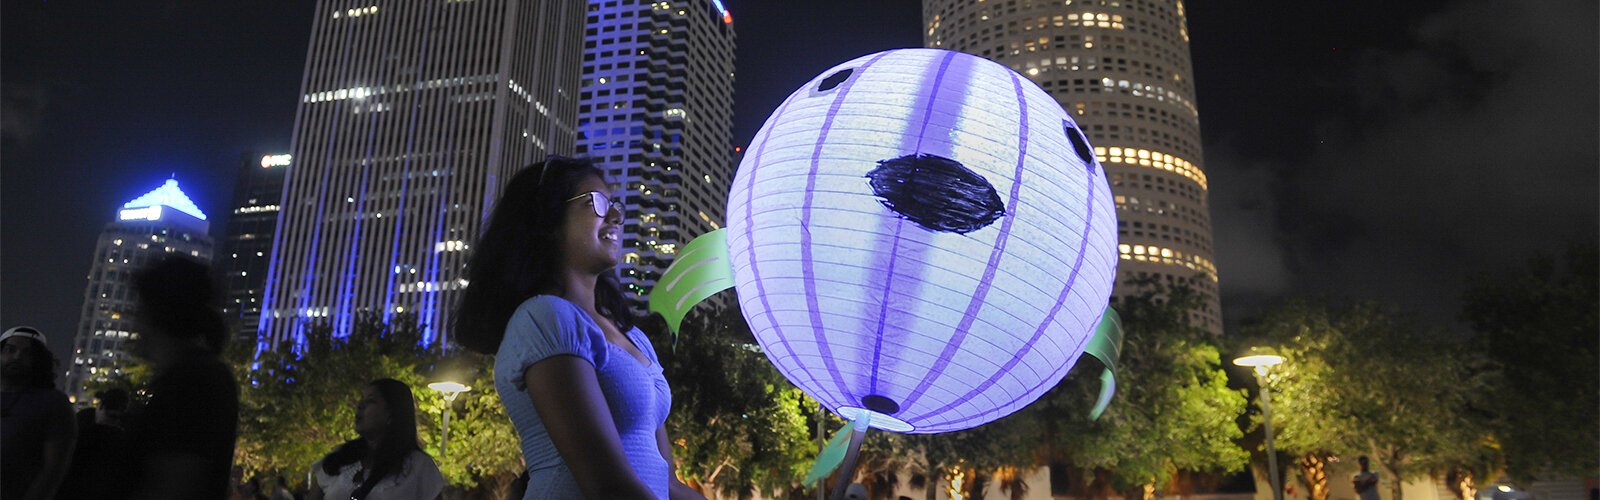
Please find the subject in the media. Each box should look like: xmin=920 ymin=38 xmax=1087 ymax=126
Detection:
xmin=494 ymin=296 xmax=671 ymax=499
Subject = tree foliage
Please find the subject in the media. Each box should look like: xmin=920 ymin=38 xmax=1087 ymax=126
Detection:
xmin=1245 ymin=301 xmax=1498 ymax=500
xmin=650 ymin=304 xmax=819 ymax=499
xmin=1461 ymin=243 xmax=1599 ymax=481
xmin=232 ymin=313 xmax=520 ymax=491
xmin=1043 ymin=279 xmax=1250 ymax=497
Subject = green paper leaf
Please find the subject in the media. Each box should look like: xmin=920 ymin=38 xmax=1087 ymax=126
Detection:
xmin=647 ymin=229 xmax=735 ymax=340
xmin=804 ymin=420 xmax=857 ymax=487
xmin=1085 ymin=306 xmax=1125 ymax=420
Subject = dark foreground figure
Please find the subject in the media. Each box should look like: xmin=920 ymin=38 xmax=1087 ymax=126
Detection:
xmin=120 ymin=256 xmax=240 ymax=500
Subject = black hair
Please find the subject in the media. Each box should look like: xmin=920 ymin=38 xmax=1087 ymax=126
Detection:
xmin=2 ymin=336 xmax=59 ymax=389
xmin=132 ymin=256 xmax=227 ymax=355
xmin=453 ymin=156 xmax=635 ymax=354
xmin=320 ymin=379 xmax=423 ymax=499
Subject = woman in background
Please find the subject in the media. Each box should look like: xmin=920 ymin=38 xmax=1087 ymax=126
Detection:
xmin=309 ymin=379 xmax=444 ymax=500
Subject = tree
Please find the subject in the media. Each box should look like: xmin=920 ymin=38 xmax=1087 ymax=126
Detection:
xmin=649 ymin=305 xmax=819 ymax=499
xmin=1040 ymin=279 xmax=1250 ymax=500
xmin=1461 ymin=243 xmax=1599 ymax=482
xmin=1240 ymin=302 xmax=1361 ymax=500
xmin=1245 ymin=301 xmax=1498 ymax=500
xmin=233 ymin=313 xmax=521 ymax=493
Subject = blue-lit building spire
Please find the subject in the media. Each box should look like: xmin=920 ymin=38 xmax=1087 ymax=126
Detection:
xmin=66 ymin=177 xmax=215 ymax=402
xmin=121 ymin=179 xmax=208 ymax=221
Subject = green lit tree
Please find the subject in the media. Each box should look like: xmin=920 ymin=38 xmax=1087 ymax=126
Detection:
xmin=649 ymin=304 xmax=819 ymax=499
xmin=1042 ymin=279 xmax=1250 ymax=500
xmin=233 ymin=313 xmax=521 ymax=493
xmin=1239 ymin=302 xmax=1360 ymax=500
xmin=1245 ymin=301 xmax=1498 ymax=500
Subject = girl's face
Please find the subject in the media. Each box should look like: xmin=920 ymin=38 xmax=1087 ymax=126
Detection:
xmin=558 ymin=174 xmax=623 ymax=274
xmin=353 ymin=386 xmax=389 ymax=440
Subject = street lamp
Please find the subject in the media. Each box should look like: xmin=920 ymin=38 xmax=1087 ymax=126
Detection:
xmin=1234 ymin=349 xmax=1285 ymax=500
xmin=428 ymin=381 xmax=471 ymax=459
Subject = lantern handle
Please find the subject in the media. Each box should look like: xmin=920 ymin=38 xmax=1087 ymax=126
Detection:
xmin=829 ymin=413 xmax=871 ymax=500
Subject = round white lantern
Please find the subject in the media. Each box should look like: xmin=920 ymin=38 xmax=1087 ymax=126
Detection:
xmin=725 ymin=49 xmax=1118 ymax=433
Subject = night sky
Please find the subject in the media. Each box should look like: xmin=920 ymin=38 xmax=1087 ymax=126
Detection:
xmin=4 ymin=1 xmax=1595 ymax=360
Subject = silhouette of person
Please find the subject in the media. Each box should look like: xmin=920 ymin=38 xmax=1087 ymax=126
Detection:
xmin=1353 ymin=456 xmax=1380 ymax=500
xmin=122 ymin=256 xmax=240 ymax=500
xmin=59 ymin=388 xmax=131 ymax=499
xmin=1 ymin=325 xmax=77 ymax=500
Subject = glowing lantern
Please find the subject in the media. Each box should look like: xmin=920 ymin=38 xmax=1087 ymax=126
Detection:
xmin=723 ymin=49 xmax=1119 ymax=433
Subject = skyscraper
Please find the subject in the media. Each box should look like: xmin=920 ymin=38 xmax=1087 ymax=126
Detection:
xmin=65 ymin=179 xmax=214 ymax=402
xmin=923 ymin=0 xmax=1222 ymax=333
xmin=258 ymin=0 xmax=587 ymax=348
xmin=576 ymin=0 xmax=736 ymax=312
xmin=219 ymin=151 xmax=289 ymax=342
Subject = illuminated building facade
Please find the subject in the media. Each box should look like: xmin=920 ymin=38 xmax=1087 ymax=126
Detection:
xmin=65 ymin=180 xmax=214 ymax=402
xmin=219 ymin=152 xmax=289 ymax=341
xmin=258 ymin=0 xmax=586 ymax=348
xmin=924 ymin=0 xmax=1222 ymax=332
xmin=575 ymin=0 xmax=736 ymax=312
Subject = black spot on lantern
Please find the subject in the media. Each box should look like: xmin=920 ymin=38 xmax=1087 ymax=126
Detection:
xmin=1063 ymin=120 xmax=1097 ymax=173
xmin=818 ymin=68 xmax=853 ymax=92
xmin=867 ymin=153 xmax=1006 ymax=235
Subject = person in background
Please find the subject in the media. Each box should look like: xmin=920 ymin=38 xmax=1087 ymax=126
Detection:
xmin=60 ymin=388 xmax=131 ymax=499
xmin=125 ymin=256 xmax=240 ymax=500
xmin=271 ymin=475 xmax=299 ymax=500
xmin=0 ymin=325 xmax=76 ymax=500
xmin=1353 ymin=455 xmax=1381 ymax=500
xmin=308 ymin=378 xmax=445 ymax=500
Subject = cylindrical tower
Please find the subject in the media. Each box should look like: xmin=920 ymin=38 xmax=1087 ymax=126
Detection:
xmin=924 ymin=0 xmax=1221 ymax=333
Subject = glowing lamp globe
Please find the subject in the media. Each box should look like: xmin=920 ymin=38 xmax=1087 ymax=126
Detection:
xmin=725 ymin=49 xmax=1118 ymax=434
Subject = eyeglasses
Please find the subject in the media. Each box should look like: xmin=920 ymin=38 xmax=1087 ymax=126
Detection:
xmin=566 ymin=191 xmax=623 ymax=219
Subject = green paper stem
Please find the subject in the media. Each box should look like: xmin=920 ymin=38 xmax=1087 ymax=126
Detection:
xmin=804 ymin=419 xmax=857 ymax=487
xmin=647 ymin=229 xmax=735 ymax=342
xmin=1084 ymin=307 xmax=1125 ymax=420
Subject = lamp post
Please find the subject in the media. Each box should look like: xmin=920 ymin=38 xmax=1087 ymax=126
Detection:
xmin=1234 ymin=350 xmax=1285 ymax=500
xmin=428 ymin=381 xmax=471 ymax=459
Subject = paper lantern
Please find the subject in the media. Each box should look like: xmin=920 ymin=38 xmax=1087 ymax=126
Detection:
xmin=724 ymin=49 xmax=1119 ymax=433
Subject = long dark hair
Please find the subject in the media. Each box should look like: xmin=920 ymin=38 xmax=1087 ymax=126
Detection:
xmin=132 ymin=256 xmax=227 ymax=355
xmin=320 ymin=379 xmax=422 ymax=499
xmin=453 ymin=156 xmax=635 ymax=354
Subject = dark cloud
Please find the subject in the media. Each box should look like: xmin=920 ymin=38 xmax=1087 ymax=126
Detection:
xmin=1 ymin=81 xmax=47 ymax=147
xmin=1207 ymin=149 xmax=1293 ymax=303
xmin=1213 ymin=0 xmax=1598 ymax=328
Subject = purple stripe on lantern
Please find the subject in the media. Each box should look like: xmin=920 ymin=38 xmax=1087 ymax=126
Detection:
xmin=868 ymin=50 xmax=959 ymax=397
xmin=896 ymin=69 xmax=1031 ymax=416
xmin=920 ymin=158 xmax=1104 ymax=430
xmin=867 ymin=221 xmax=905 ymax=395
xmin=913 ymin=52 xmax=958 ymax=151
xmin=802 ymin=51 xmax=892 ymax=405
xmin=742 ymin=94 xmax=838 ymax=401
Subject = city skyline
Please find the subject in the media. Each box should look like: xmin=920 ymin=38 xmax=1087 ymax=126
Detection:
xmin=4 ymin=1 xmax=1596 ymax=362
xmin=256 ymin=0 xmax=588 ymax=349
